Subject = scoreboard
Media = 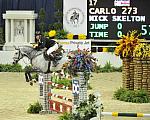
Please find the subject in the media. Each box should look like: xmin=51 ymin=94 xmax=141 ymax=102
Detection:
xmin=87 ymin=0 xmax=150 ymax=40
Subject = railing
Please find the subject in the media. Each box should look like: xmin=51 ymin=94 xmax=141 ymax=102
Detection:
xmin=91 ymin=39 xmax=150 ymax=52
xmin=1 ymin=40 xmax=150 ymax=52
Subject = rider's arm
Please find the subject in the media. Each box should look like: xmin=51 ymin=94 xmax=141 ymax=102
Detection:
xmin=38 ymin=37 xmax=46 ymax=49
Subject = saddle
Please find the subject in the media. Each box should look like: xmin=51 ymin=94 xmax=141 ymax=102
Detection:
xmin=43 ymin=45 xmax=64 ymax=61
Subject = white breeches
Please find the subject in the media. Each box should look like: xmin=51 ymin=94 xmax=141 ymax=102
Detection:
xmin=47 ymin=43 xmax=59 ymax=55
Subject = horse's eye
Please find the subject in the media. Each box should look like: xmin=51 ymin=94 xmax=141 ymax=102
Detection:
xmin=15 ymin=53 xmax=18 ymax=55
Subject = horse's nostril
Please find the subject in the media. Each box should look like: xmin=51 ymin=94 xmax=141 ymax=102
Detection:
xmin=12 ymin=60 xmax=17 ymax=64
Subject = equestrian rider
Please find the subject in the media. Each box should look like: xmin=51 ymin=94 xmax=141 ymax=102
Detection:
xmin=34 ymin=30 xmax=59 ymax=66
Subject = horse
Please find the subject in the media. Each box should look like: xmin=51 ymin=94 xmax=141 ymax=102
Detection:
xmin=12 ymin=45 xmax=68 ymax=85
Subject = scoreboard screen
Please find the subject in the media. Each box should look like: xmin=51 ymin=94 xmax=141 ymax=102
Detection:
xmin=87 ymin=0 xmax=150 ymax=40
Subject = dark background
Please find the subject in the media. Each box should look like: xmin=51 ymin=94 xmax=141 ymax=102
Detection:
xmin=0 ymin=0 xmax=59 ymax=30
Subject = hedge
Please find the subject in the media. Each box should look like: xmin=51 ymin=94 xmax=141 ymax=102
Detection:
xmin=0 ymin=64 xmax=23 ymax=72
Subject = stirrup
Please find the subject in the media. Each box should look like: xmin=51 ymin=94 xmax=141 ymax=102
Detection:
xmin=49 ymin=54 xmax=55 ymax=60
xmin=52 ymin=61 xmax=58 ymax=67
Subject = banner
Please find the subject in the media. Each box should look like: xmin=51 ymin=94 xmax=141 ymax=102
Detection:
xmin=63 ymin=0 xmax=87 ymax=35
xmin=58 ymin=40 xmax=91 ymax=52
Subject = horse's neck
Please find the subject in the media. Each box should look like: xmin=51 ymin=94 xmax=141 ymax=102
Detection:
xmin=20 ymin=47 xmax=39 ymax=59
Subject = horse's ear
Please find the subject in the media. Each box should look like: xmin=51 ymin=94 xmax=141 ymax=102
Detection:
xmin=13 ymin=45 xmax=19 ymax=50
xmin=13 ymin=45 xmax=17 ymax=49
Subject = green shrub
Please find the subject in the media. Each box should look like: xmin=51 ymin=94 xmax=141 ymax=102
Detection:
xmin=95 ymin=65 xmax=101 ymax=73
xmin=102 ymin=61 xmax=113 ymax=72
xmin=113 ymin=88 xmax=150 ymax=103
xmin=119 ymin=90 xmax=134 ymax=102
xmin=27 ymin=101 xmax=42 ymax=114
xmin=94 ymin=62 xmax=122 ymax=73
xmin=0 ymin=64 xmax=23 ymax=72
xmin=59 ymin=94 xmax=100 ymax=120
xmin=113 ymin=87 xmax=126 ymax=100
xmin=112 ymin=66 xmax=122 ymax=72
xmin=59 ymin=112 xmax=73 ymax=120
xmin=51 ymin=74 xmax=92 ymax=90
xmin=52 ymin=77 xmax=72 ymax=88
xmin=55 ymin=29 xmax=68 ymax=39
xmin=31 ymin=73 xmax=38 ymax=80
xmin=132 ymin=89 xmax=150 ymax=103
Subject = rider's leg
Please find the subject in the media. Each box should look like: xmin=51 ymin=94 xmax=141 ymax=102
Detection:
xmin=46 ymin=43 xmax=59 ymax=56
xmin=46 ymin=43 xmax=59 ymax=67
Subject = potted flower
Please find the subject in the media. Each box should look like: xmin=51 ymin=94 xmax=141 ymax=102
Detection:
xmin=133 ymin=43 xmax=150 ymax=97
xmin=115 ymin=30 xmax=144 ymax=90
xmin=63 ymin=49 xmax=96 ymax=77
xmin=63 ymin=49 xmax=96 ymax=106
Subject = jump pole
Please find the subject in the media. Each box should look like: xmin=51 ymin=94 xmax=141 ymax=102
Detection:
xmin=101 ymin=112 xmax=150 ymax=117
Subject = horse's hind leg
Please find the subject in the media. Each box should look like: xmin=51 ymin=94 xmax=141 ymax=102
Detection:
xmin=35 ymin=73 xmax=38 ymax=82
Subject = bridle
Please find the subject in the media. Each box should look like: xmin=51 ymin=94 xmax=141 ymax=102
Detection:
xmin=13 ymin=49 xmax=23 ymax=64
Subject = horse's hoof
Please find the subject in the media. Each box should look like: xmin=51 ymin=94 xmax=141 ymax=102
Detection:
xmin=33 ymin=79 xmax=36 ymax=83
xmin=30 ymin=82 xmax=33 ymax=86
xmin=36 ymin=78 xmax=38 ymax=81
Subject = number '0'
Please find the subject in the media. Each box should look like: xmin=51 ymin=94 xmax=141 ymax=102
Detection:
xmin=117 ymin=23 xmax=122 ymax=30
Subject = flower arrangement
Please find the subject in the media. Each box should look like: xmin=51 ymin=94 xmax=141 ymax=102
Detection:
xmin=78 ymin=34 xmax=87 ymax=40
xmin=66 ymin=33 xmax=87 ymax=40
xmin=44 ymin=30 xmax=87 ymax=40
xmin=63 ymin=49 xmax=96 ymax=77
xmin=133 ymin=43 xmax=150 ymax=58
xmin=48 ymin=30 xmax=56 ymax=37
xmin=115 ymin=30 xmax=144 ymax=58
xmin=44 ymin=29 xmax=68 ymax=39
xmin=67 ymin=33 xmax=74 ymax=39
xmin=102 ymin=47 xmax=108 ymax=52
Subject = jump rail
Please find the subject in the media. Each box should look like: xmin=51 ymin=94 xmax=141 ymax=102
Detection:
xmin=48 ymin=81 xmax=72 ymax=90
xmin=48 ymin=93 xmax=72 ymax=102
xmin=102 ymin=112 xmax=150 ymax=117
xmin=49 ymin=99 xmax=72 ymax=113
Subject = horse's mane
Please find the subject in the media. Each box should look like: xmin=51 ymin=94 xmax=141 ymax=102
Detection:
xmin=18 ymin=45 xmax=41 ymax=59
xmin=18 ymin=45 xmax=34 ymax=49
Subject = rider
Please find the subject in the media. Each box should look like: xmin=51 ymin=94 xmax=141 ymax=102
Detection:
xmin=34 ymin=30 xmax=59 ymax=66
xmin=34 ymin=31 xmax=42 ymax=50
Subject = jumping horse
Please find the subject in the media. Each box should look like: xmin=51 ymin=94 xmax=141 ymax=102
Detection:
xmin=13 ymin=45 xmax=68 ymax=85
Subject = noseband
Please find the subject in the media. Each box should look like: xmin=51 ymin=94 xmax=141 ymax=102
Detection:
xmin=14 ymin=49 xmax=22 ymax=62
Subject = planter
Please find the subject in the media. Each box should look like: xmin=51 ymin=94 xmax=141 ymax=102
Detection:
xmin=134 ymin=57 xmax=150 ymax=97
xmin=122 ymin=57 xmax=134 ymax=90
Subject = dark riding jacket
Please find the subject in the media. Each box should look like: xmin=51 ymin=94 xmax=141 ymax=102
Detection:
xmin=38 ymin=37 xmax=57 ymax=49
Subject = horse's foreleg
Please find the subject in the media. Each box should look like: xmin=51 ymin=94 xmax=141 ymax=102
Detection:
xmin=26 ymin=71 xmax=33 ymax=86
xmin=28 ymin=72 xmax=32 ymax=81
xmin=25 ymin=72 xmax=29 ymax=82
xmin=28 ymin=73 xmax=33 ymax=86
xmin=25 ymin=70 xmax=33 ymax=86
